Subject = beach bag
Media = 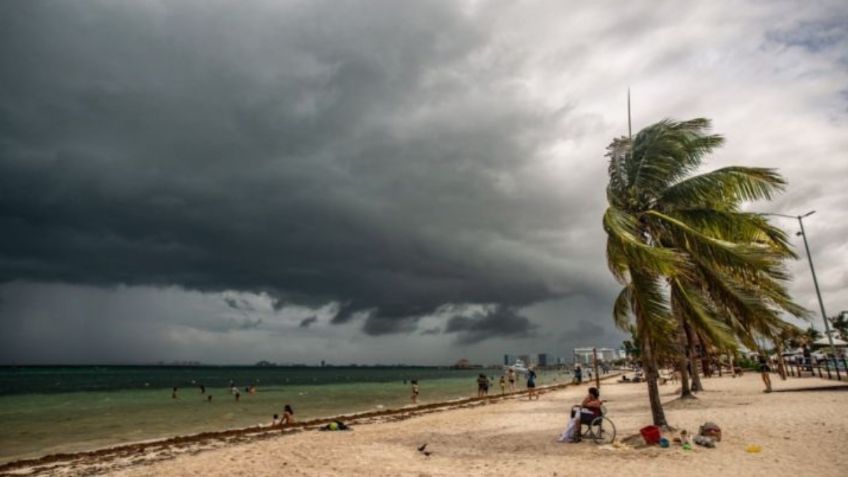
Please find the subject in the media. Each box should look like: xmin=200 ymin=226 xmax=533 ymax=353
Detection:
xmin=558 ymin=413 xmax=581 ymax=442
xmin=320 ymin=421 xmax=352 ymax=431
xmin=699 ymin=422 xmax=721 ymax=442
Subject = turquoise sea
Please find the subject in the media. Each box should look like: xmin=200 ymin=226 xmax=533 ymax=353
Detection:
xmin=0 ymin=366 xmax=568 ymax=463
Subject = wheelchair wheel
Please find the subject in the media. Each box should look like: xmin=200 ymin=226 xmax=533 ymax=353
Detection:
xmin=589 ymin=416 xmax=616 ymax=445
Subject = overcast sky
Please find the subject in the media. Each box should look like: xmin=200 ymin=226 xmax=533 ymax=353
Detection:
xmin=1 ymin=0 xmax=846 ymax=365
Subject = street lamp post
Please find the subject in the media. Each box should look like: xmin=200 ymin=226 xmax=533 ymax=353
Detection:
xmin=763 ymin=210 xmax=836 ymax=356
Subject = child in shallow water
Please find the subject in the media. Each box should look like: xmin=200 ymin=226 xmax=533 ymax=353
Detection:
xmin=411 ymin=380 xmax=420 ymax=404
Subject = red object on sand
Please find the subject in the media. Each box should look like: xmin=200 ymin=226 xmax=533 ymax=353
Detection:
xmin=640 ymin=425 xmax=661 ymax=445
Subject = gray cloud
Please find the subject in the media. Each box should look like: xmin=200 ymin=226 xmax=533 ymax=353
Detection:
xmin=445 ymin=306 xmax=538 ymax=344
xmin=0 ymin=0 xmax=587 ymax=340
xmin=298 ymin=316 xmax=318 ymax=329
xmin=1 ymin=0 xmax=847 ymax=364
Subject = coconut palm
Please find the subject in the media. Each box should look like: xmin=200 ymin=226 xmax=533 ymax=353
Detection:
xmin=604 ymin=118 xmax=807 ymax=425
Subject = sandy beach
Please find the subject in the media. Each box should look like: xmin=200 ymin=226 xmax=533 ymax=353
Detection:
xmin=6 ymin=373 xmax=846 ymax=476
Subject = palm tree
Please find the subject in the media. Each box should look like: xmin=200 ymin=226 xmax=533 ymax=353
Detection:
xmin=604 ymin=118 xmax=807 ymax=425
xmin=830 ymin=312 xmax=848 ymax=340
xmin=804 ymin=326 xmax=822 ymax=343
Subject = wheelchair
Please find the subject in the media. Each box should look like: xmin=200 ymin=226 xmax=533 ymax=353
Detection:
xmin=571 ymin=404 xmax=616 ymax=444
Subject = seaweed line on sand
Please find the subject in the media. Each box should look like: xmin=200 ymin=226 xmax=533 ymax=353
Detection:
xmin=0 ymin=374 xmax=621 ymax=476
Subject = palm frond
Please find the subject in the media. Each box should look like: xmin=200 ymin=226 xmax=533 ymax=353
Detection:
xmin=627 ymin=118 xmax=724 ymax=199
xmin=670 ymin=279 xmax=736 ymax=350
xmin=661 ymin=167 xmax=786 ymax=210
xmin=613 ymin=285 xmax=633 ymax=331
xmin=604 ymin=207 xmax=685 ymax=278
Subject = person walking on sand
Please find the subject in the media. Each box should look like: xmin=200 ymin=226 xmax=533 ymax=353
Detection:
xmin=411 ymin=380 xmax=419 ymax=404
xmin=526 ymin=368 xmax=538 ymax=400
xmin=758 ymin=355 xmax=773 ymax=393
xmin=499 ymin=375 xmax=506 ymax=395
xmin=507 ymin=368 xmax=516 ymax=392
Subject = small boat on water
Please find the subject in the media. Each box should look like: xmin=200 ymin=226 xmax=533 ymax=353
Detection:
xmin=504 ymin=358 xmax=529 ymax=375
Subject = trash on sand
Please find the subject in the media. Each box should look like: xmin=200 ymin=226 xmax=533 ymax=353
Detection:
xmin=693 ymin=435 xmax=715 ymax=448
xmin=659 ymin=438 xmax=670 ymax=448
xmin=745 ymin=444 xmax=762 ymax=454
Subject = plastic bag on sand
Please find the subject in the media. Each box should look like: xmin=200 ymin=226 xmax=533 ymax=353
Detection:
xmin=557 ymin=413 xmax=581 ymax=443
xmin=693 ymin=435 xmax=715 ymax=448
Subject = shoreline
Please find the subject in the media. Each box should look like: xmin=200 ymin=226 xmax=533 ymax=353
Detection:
xmin=0 ymin=373 xmax=619 ymax=474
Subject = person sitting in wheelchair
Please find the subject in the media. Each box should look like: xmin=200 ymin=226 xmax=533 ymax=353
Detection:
xmin=571 ymin=387 xmax=603 ymax=426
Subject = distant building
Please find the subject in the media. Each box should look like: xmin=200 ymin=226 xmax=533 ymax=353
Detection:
xmin=454 ymin=358 xmax=472 ymax=369
xmin=572 ymin=347 xmax=619 ymax=365
xmin=518 ymin=354 xmax=530 ymax=366
xmin=538 ymin=353 xmax=548 ymax=367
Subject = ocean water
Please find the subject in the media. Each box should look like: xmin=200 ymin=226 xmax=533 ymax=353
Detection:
xmin=0 ymin=366 xmax=568 ymax=463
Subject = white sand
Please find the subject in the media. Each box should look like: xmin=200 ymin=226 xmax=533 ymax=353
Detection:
xmin=98 ymin=374 xmax=847 ymax=477
xmin=9 ymin=374 xmax=847 ymax=476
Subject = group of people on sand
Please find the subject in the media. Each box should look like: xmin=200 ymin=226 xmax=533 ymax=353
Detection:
xmin=405 ymin=367 xmax=541 ymax=405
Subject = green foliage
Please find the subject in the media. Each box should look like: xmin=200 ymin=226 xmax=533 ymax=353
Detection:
xmin=736 ymin=355 xmax=757 ymax=370
xmin=603 ymin=117 xmax=809 ymax=422
xmin=830 ymin=312 xmax=848 ymax=340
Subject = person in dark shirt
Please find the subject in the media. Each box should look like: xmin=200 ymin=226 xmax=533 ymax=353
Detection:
xmin=526 ymin=369 xmax=538 ymax=400
xmin=476 ymin=374 xmax=489 ymax=397
xmin=758 ymin=355 xmax=773 ymax=393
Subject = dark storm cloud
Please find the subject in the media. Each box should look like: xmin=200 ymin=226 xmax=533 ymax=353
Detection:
xmin=2 ymin=0 xmax=847 ymax=366
xmin=298 ymin=316 xmax=318 ymax=329
xmin=444 ymin=306 xmax=538 ymax=344
xmin=0 ymin=0 xmax=589 ymax=338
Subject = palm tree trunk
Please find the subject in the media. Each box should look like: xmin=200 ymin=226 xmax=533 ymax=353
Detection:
xmin=642 ymin=339 xmax=668 ymax=427
xmin=776 ymin=343 xmax=787 ymax=380
xmin=700 ymin=343 xmax=711 ymax=378
xmin=676 ymin=321 xmax=693 ymax=398
xmin=683 ymin=321 xmax=704 ymax=392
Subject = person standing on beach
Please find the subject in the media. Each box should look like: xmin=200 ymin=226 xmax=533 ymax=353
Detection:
xmin=476 ymin=374 xmax=489 ymax=397
xmin=758 ymin=355 xmax=773 ymax=393
xmin=507 ymin=368 xmax=516 ymax=392
xmin=411 ymin=380 xmax=419 ymax=404
xmin=499 ymin=375 xmax=506 ymax=394
xmin=574 ymin=364 xmax=583 ymax=384
xmin=526 ymin=368 xmax=538 ymax=400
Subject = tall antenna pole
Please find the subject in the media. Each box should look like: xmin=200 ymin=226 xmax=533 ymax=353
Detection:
xmin=627 ymin=88 xmax=632 ymax=140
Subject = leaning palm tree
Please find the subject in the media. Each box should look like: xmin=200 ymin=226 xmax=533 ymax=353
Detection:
xmin=603 ymin=118 xmax=807 ymax=425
